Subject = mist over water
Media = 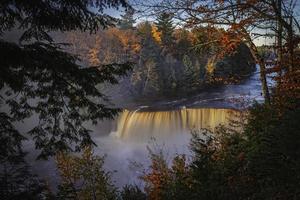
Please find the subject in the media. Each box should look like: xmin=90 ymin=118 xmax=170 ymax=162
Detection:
xmin=20 ymin=67 xmax=265 ymax=188
xmin=25 ymin=107 xmax=238 ymax=188
xmin=93 ymin=133 xmax=192 ymax=187
xmin=99 ymin=108 xmax=239 ymax=186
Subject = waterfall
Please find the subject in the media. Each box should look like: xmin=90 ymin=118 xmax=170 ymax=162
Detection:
xmin=112 ymin=108 xmax=239 ymax=141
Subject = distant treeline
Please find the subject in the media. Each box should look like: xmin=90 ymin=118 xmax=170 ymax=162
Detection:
xmin=60 ymin=11 xmax=255 ymax=98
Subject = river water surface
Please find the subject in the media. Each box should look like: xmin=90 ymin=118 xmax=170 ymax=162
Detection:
xmin=22 ymin=67 xmax=272 ymax=188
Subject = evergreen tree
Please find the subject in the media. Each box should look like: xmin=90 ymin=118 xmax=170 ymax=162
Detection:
xmin=174 ymin=29 xmax=193 ymax=59
xmin=196 ymin=60 xmax=206 ymax=79
xmin=182 ymin=55 xmax=199 ymax=91
xmin=0 ymin=113 xmax=49 ymax=199
xmin=121 ymin=185 xmax=147 ymax=200
xmin=167 ymin=68 xmax=177 ymax=92
xmin=0 ymin=1 xmax=131 ymax=198
xmin=136 ymin=22 xmax=162 ymax=95
xmin=155 ymin=12 xmax=175 ymax=48
xmin=119 ymin=8 xmax=135 ymax=30
xmin=0 ymin=153 xmax=49 ymax=200
xmin=0 ymin=0 xmax=131 ymax=159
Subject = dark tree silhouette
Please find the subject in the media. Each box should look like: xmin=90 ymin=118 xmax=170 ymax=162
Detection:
xmin=155 ymin=12 xmax=175 ymax=49
xmin=0 ymin=0 xmax=132 ymax=159
xmin=119 ymin=8 xmax=136 ymax=30
xmin=0 ymin=1 xmax=132 ymax=198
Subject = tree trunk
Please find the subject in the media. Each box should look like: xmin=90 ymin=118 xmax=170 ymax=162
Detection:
xmin=257 ymin=58 xmax=271 ymax=104
xmin=277 ymin=0 xmax=283 ymax=77
xmin=248 ymin=41 xmax=271 ymax=104
xmin=287 ymin=25 xmax=295 ymax=72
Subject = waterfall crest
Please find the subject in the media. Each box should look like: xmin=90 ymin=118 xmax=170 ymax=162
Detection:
xmin=113 ymin=108 xmax=239 ymax=141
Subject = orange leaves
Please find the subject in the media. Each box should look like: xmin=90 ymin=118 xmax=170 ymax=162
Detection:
xmin=219 ymin=29 xmax=242 ymax=55
xmin=272 ymin=47 xmax=300 ymax=109
xmin=245 ymin=0 xmax=260 ymax=6
xmin=274 ymin=69 xmax=300 ymax=111
xmin=88 ymin=36 xmax=101 ymax=66
xmin=141 ymin=151 xmax=190 ymax=200
xmin=106 ymin=27 xmax=141 ymax=54
xmin=141 ymin=152 xmax=170 ymax=200
xmin=65 ymin=28 xmax=141 ymax=65
xmin=275 ymin=70 xmax=300 ymax=104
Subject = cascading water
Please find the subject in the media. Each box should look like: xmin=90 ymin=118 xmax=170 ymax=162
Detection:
xmin=112 ymin=108 xmax=239 ymax=141
xmin=20 ymin=67 xmax=259 ymax=188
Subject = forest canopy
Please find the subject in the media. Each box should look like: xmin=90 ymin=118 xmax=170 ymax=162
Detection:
xmin=62 ymin=10 xmax=256 ymax=99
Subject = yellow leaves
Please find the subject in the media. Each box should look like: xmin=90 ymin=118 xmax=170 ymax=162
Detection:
xmin=132 ymin=43 xmax=141 ymax=53
xmin=106 ymin=27 xmax=141 ymax=62
xmin=66 ymin=27 xmax=141 ymax=65
xmin=55 ymin=146 xmax=116 ymax=199
xmin=151 ymin=25 xmax=162 ymax=44
xmin=107 ymin=27 xmax=141 ymax=52
xmin=88 ymin=46 xmax=101 ymax=66
xmin=55 ymin=151 xmax=80 ymax=184
xmin=206 ymin=57 xmax=215 ymax=75
xmin=55 ymin=146 xmax=101 ymax=185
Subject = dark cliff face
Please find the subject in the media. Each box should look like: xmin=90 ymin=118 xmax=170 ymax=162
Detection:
xmin=211 ymin=43 xmax=256 ymax=78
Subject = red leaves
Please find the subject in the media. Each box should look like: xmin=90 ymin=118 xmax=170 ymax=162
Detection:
xmin=218 ymin=29 xmax=242 ymax=57
xmin=141 ymin=153 xmax=190 ymax=200
xmin=274 ymin=68 xmax=300 ymax=110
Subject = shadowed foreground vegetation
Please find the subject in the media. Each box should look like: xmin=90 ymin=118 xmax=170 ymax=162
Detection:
xmin=50 ymin=98 xmax=300 ymax=200
xmin=1 ymin=0 xmax=300 ymax=199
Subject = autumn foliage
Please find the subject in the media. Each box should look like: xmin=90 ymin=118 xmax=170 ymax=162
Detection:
xmin=141 ymin=148 xmax=191 ymax=200
xmin=55 ymin=146 xmax=117 ymax=199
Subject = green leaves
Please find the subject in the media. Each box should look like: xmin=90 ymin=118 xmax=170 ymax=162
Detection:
xmin=155 ymin=12 xmax=175 ymax=48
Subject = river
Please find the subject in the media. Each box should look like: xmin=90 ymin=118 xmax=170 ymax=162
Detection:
xmin=22 ymin=66 xmax=273 ymax=188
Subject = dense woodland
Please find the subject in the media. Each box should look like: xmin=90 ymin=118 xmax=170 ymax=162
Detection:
xmin=60 ymin=10 xmax=255 ymax=98
xmin=0 ymin=0 xmax=300 ymax=200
